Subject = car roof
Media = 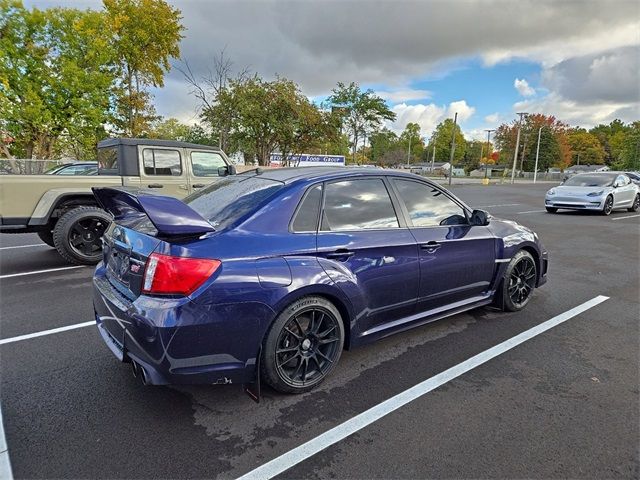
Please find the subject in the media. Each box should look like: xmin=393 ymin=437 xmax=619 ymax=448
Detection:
xmin=97 ymin=137 xmax=222 ymax=151
xmin=244 ymin=166 xmax=424 ymax=184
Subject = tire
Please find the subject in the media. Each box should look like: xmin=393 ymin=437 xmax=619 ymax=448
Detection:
xmin=37 ymin=230 xmax=55 ymax=248
xmin=261 ymin=296 xmax=345 ymax=394
xmin=501 ymin=250 xmax=537 ymax=312
xmin=545 ymin=207 xmax=557 ymax=213
xmin=601 ymin=195 xmax=614 ymax=216
xmin=52 ymin=206 xmax=111 ymax=265
xmin=628 ymin=194 xmax=640 ymax=212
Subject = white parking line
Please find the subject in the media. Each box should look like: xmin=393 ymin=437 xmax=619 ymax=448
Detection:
xmin=236 ymin=295 xmax=609 ymax=480
xmin=477 ymin=203 xmax=521 ymax=208
xmin=0 ymin=403 xmax=13 ymax=480
xmin=0 ymin=244 xmax=48 ymax=250
xmin=0 ymin=266 xmax=85 ymax=280
xmin=611 ymin=214 xmax=640 ymax=221
xmin=516 ymin=210 xmax=547 ymax=214
xmin=0 ymin=321 xmax=95 ymax=346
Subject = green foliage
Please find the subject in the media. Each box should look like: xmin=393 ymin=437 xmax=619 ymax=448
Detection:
xmin=104 ymin=0 xmax=184 ymax=136
xmin=0 ymin=0 xmax=116 ymax=165
xmin=328 ymin=82 xmax=396 ymax=162
xmin=208 ymin=76 xmax=338 ymax=166
xmin=428 ymin=118 xmax=467 ymax=165
xmin=567 ymin=129 xmax=606 ymax=165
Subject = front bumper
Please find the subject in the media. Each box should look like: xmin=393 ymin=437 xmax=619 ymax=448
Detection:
xmin=92 ymin=263 xmax=263 ymax=385
xmin=545 ymin=196 xmax=604 ymax=210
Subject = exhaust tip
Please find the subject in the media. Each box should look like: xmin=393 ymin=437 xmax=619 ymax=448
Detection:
xmin=131 ymin=361 xmax=139 ymax=378
xmin=139 ymin=366 xmax=149 ymax=386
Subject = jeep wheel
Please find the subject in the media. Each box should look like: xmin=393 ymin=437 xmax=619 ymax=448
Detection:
xmin=53 ymin=206 xmax=111 ymax=265
xmin=37 ymin=230 xmax=55 ymax=248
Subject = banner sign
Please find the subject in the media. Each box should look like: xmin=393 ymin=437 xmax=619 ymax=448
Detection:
xmin=269 ymin=154 xmax=346 ymax=167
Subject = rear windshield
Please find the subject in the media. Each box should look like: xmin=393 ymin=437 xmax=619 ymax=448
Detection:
xmin=185 ymin=176 xmax=284 ymax=230
xmin=563 ymin=174 xmax=615 ymax=187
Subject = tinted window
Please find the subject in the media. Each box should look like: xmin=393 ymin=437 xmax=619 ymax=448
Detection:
xmin=321 ymin=179 xmax=399 ymax=231
xmin=143 ymin=149 xmax=182 ymax=176
xmin=97 ymin=147 xmax=118 ymax=171
xmin=292 ymin=184 xmax=322 ymax=232
xmin=394 ymin=179 xmax=467 ymax=227
xmin=191 ymin=151 xmax=226 ymax=177
xmin=563 ymin=174 xmax=614 ymax=187
xmin=185 ymin=177 xmax=283 ymax=230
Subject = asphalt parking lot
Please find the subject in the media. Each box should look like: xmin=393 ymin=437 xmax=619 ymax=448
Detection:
xmin=1 ymin=182 xmax=638 ymax=479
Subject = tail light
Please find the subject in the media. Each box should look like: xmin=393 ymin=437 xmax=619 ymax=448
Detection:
xmin=142 ymin=253 xmax=221 ymax=296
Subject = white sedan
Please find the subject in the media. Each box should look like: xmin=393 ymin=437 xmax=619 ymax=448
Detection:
xmin=545 ymin=172 xmax=640 ymax=215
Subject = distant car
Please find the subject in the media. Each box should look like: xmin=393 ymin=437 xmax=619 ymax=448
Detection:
xmin=545 ymin=172 xmax=639 ymax=215
xmin=45 ymin=162 xmax=98 ymax=175
xmin=624 ymin=171 xmax=640 ymax=186
xmin=93 ymin=167 xmax=548 ymax=395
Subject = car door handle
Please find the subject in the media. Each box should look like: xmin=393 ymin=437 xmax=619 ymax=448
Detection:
xmin=147 ymin=183 xmax=163 ymax=188
xmin=192 ymin=184 xmax=206 ymax=188
xmin=420 ymin=241 xmax=441 ymax=253
xmin=325 ymin=249 xmax=355 ymax=260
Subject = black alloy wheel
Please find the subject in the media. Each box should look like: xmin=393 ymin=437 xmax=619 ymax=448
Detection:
xmin=262 ymin=296 xmax=344 ymax=393
xmin=502 ymin=250 xmax=537 ymax=312
xmin=53 ymin=206 xmax=111 ymax=265
xmin=628 ymin=194 xmax=640 ymax=212
xmin=602 ymin=195 xmax=614 ymax=215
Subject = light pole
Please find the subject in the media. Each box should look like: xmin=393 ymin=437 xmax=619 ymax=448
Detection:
xmin=511 ymin=112 xmax=527 ymax=184
xmin=430 ymin=143 xmax=436 ymax=174
xmin=484 ymin=129 xmax=494 ymax=179
xmin=406 ymin=135 xmax=412 ymax=168
xmin=533 ymin=126 xmax=542 ymax=183
xmin=448 ymin=112 xmax=458 ymax=186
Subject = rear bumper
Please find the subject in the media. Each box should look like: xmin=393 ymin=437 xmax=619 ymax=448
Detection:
xmin=93 ymin=263 xmax=270 ymax=385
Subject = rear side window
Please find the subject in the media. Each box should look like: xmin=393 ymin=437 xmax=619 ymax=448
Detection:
xmin=393 ymin=179 xmax=468 ymax=227
xmin=185 ymin=177 xmax=283 ymax=230
xmin=191 ymin=151 xmax=226 ymax=177
xmin=291 ymin=184 xmax=322 ymax=232
xmin=321 ymin=179 xmax=399 ymax=231
xmin=143 ymin=149 xmax=182 ymax=176
xmin=97 ymin=147 xmax=118 ymax=172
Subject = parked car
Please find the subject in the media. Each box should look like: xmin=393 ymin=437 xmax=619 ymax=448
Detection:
xmin=45 ymin=162 xmax=98 ymax=175
xmin=0 ymin=138 xmax=232 ymax=264
xmin=624 ymin=171 xmax=640 ymax=186
xmin=545 ymin=172 xmax=639 ymax=215
xmin=93 ymin=167 xmax=548 ymax=396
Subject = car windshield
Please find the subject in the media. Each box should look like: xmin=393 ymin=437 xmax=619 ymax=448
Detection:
xmin=563 ymin=174 xmax=615 ymax=187
xmin=185 ymin=176 xmax=284 ymax=230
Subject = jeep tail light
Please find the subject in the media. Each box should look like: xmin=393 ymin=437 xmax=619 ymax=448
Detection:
xmin=142 ymin=253 xmax=221 ymax=296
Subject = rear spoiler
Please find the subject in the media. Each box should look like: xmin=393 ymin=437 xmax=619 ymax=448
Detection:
xmin=92 ymin=187 xmax=215 ymax=236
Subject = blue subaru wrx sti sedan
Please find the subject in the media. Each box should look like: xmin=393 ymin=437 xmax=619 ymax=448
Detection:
xmin=93 ymin=168 xmax=548 ymax=394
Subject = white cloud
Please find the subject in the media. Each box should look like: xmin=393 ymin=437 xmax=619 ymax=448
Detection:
xmin=388 ymin=100 xmax=475 ymax=137
xmin=376 ymin=89 xmax=432 ymax=103
xmin=484 ymin=113 xmax=500 ymax=124
xmin=514 ymin=78 xmax=535 ymax=97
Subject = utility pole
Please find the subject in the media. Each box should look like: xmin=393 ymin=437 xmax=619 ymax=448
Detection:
xmin=520 ymin=132 xmax=529 ymax=171
xmin=484 ymin=129 xmax=494 ymax=179
xmin=533 ymin=126 xmax=542 ymax=183
xmin=448 ymin=112 xmax=458 ymax=186
xmin=511 ymin=112 xmax=527 ymax=184
xmin=431 ymin=143 xmax=436 ymax=174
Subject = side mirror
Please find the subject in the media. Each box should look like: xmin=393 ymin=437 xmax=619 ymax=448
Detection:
xmin=217 ymin=165 xmax=237 ymax=177
xmin=470 ymin=209 xmax=491 ymax=226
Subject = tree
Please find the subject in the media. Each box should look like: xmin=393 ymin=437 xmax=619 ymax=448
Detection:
xmin=567 ymin=129 xmax=606 ymax=165
xmin=463 ymin=140 xmax=485 ymax=173
xmin=148 ymin=117 xmax=192 ymax=141
xmin=369 ymin=128 xmax=399 ymax=164
xmin=616 ymin=121 xmax=640 ymax=170
xmin=428 ymin=118 xmax=467 ymax=165
xmin=399 ymin=122 xmax=424 ymax=164
xmin=179 ymin=48 xmax=250 ymax=151
xmin=0 ymin=1 xmax=116 ymax=168
xmin=494 ymin=114 xmax=570 ymax=170
xmin=590 ymin=119 xmax=630 ymax=165
xmin=103 ymin=0 xmax=184 ymax=136
xmin=328 ymin=82 xmax=395 ymax=163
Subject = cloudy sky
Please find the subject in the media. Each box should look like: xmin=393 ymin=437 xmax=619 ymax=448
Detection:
xmin=27 ymin=0 xmax=640 ymax=139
